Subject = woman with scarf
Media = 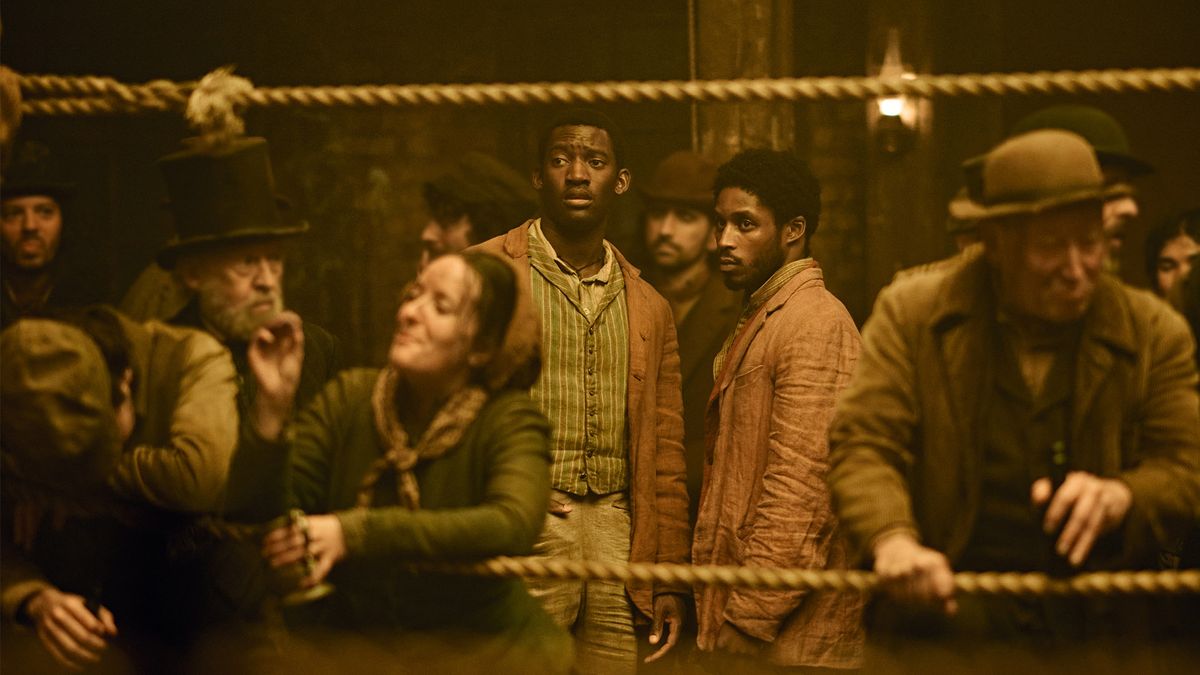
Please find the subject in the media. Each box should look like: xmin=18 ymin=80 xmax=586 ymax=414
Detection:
xmin=240 ymin=250 xmax=572 ymax=674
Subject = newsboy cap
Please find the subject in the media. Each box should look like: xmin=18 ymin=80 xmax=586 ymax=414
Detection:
xmin=1 ymin=319 xmax=121 ymax=493
xmin=950 ymin=130 xmax=1130 ymax=222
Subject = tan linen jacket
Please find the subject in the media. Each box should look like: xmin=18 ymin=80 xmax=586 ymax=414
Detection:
xmin=473 ymin=222 xmax=691 ymax=619
xmin=692 ymin=266 xmax=864 ymax=667
xmin=828 ymin=247 xmax=1200 ymax=568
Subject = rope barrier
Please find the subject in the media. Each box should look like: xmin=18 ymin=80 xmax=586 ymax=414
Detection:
xmin=417 ymin=556 xmax=1200 ymax=597
xmin=19 ymin=68 xmax=1200 ymax=117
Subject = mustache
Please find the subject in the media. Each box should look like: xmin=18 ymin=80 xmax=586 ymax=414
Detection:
xmin=651 ymin=237 xmax=681 ymax=251
xmin=563 ymin=188 xmax=592 ymax=199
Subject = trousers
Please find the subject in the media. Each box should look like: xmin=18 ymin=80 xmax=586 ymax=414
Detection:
xmin=526 ymin=490 xmax=637 ymax=675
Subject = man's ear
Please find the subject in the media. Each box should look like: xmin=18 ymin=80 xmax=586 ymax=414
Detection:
xmin=706 ymin=224 xmax=719 ymax=253
xmin=783 ymin=216 xmax=807 ymax=247
xmin=531 ymin=169 xmax=543 ymax=191
xmin=174 ymin=258 xmax=203 ymax=292
xmin=614 ymin=168 xmax=632 ymax=195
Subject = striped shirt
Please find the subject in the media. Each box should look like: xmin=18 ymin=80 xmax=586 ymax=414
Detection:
xmin=528 ymin=221 xmax=631 ymax=495
xmin=713 ymin=258 xmax=816 ymax=379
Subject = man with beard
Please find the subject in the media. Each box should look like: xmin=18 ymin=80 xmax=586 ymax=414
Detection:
xmin=154 ymin=136 xmax=340 ymax=645
xmin=1 ymin=142 xmax=105 ymax=328
xmin=472 ymin=109 xmax=690 ymax=674
xmin=157 ymin=136 xmax=340 ymax=417
xmin=828 ymin=131 xmax=1200 ymax=668
xmin=639 ymin=150 xmax=739 ymax=525
xmin=691 ymin=149 xmax=864 ymax=671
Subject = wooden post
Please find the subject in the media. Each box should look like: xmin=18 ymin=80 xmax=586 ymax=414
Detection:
xmin=695 ymin=0 xmax=796 ymax=162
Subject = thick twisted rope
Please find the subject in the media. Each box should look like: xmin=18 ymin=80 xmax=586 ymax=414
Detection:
xmin=19 ymin=68 xmax=1200 ymax=116
xmin=416 ymin=556 xmax=1200 ymax=597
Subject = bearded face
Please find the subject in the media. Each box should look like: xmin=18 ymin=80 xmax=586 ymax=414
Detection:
xmin=180 ymin=240 xmax=286 ymax=342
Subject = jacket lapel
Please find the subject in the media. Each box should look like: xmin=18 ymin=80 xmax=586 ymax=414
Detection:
xmin=928 ymin=252 xmax=994 ymax=498
xmin=677 ymin=275 xmax=739 ymax=385
xmin=1071 ymin=276 xmax=1135 ymax=446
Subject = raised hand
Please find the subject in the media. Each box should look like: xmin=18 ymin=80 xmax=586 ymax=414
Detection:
xmin=247 ymin=311 xmax=305 ymax=440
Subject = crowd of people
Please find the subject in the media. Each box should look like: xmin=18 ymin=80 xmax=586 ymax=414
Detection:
xmin=1 ymin=102 xmax=1197 ymax=675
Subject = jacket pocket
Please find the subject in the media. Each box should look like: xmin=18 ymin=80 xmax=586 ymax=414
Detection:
xmin=731 ymin=364 xmax=764 ymax=390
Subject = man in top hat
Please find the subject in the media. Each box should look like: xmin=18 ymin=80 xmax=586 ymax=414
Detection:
xmin=152 ymin=136 xmax=341 ymax=644
xmin=1 ymin=142 xmax=104 ymax=328
xmin=828 ymin=130 xmax=1200 ymax=662
xmin=1011 ymin=105 xmax=1153 ymax=270
xmin=639 ymin=150 xmax=739 ymax=526
xmin=157 ymin=136 xmax=340 ymax=420
xmin=420 ymin=151 xmax=537 ymax=272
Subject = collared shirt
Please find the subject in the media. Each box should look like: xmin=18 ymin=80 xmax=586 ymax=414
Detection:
xmin=527 ymin=220 xmax=631 ymax=495
xmin=712 ymin=257 xmax=815 ymax=379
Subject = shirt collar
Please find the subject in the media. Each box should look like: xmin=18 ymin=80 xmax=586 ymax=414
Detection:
xmin=530 ymin=219 xmax=614 ymax=284
xmin=745 ymin=257 xmax=815 ymax=314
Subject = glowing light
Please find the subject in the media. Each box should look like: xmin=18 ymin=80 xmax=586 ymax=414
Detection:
xmin=878 ymin=97 xmax=904 ymax=117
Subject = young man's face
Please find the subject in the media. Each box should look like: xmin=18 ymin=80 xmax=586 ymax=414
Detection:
xmin=644 ymin=205 xmax=715 ymax=273
xmin=1 ymin=195 xmax=63 ymax=271
xmin=179 ymin=240 xmax=286 ymax=342
xmin=533 ymin=125 xmax=630 ymax=232
xmin=419 ymin=215 xmax=473 ymax=272
xmin=714 ymin=187 xmax=790 ymax=292
xmin=1155 ymin=232 xmax=1198 ymax=297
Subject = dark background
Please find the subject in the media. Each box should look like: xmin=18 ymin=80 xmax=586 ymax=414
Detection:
xmin=3 ymin=0 xmax=1197 ymax=364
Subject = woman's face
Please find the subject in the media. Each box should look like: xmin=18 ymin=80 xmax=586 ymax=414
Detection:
xmin=389 ymin=255 xmax=483 ymax=385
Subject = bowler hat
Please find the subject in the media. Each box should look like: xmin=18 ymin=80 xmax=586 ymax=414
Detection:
xmin=156 ymin=137 xmax=307 ymax=268
xmin=949 ymin=130 xmax=1130 ymax=222
xmin=1 ymin=141 xmax=75 ymax=202
xmin=1 ymin=319 xmax=121 ymax=493
xmin=639 ymin=151 xmax=718 ymax=210
xmin=1011 ymin=105 xmax=1153 ymax=177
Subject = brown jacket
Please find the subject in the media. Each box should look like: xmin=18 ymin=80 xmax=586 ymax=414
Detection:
xmin=473 ymin=222 xmax=691 ymax=618
xmin=828 ymin=247 xmax=1200 ymax=568
xmin=693 ymin=266 xmax=864 ymax=667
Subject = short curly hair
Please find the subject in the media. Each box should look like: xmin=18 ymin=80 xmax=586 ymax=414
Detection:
xmin=713 ymin=149 xmax=821 ymax=254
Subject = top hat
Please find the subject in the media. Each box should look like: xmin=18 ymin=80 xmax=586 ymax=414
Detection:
xmin=949 ymin=130 xmax=1130 ymax=222
xmin=1010 ymin=105 xmax=1153 ymax=178
xmin=639 ymin=151 xmax=718 ymax=211
xmin=1 ymin=319 xmax=121 ymax=493
xmin=156 ymin=137 xmax=307 ymax=268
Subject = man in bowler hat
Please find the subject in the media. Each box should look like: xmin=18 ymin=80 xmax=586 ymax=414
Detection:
xmin=829 ymin=130 xmax=1200 ymax=664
